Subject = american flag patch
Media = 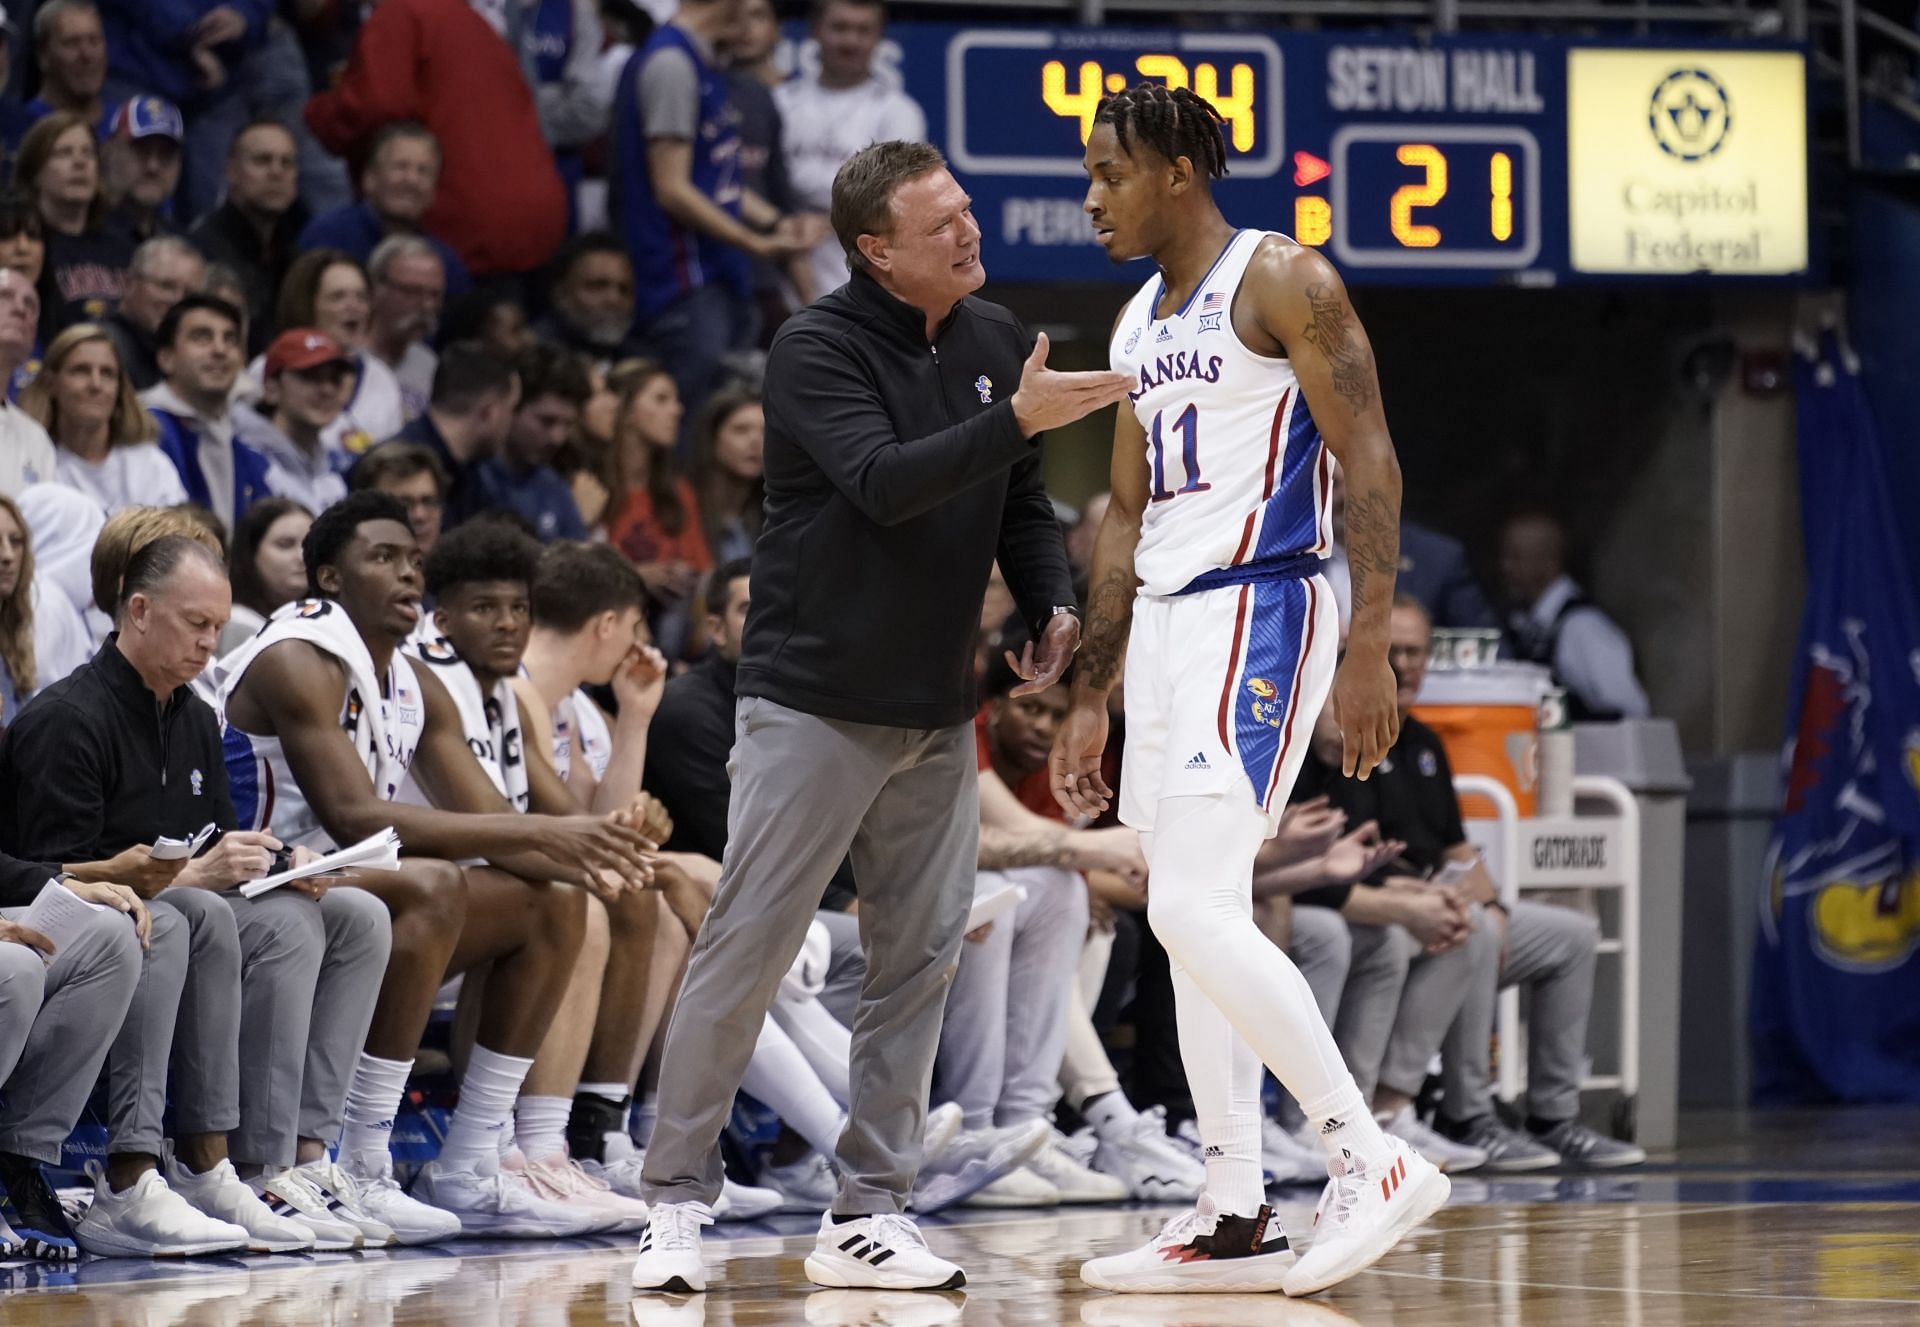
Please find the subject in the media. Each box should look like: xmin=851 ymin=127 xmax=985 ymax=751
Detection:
xmin=1202 ymin=291 xmax=1225 ymax=313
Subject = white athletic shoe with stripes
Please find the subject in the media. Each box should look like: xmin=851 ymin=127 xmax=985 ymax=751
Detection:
xmin=630 ymin=1201 xmax=714 ymax=1293
xmin=1282 ymin=1137 xmax=1450 ymax=1297
xmin=803 ymin=1212 xmax=965 ymax=1290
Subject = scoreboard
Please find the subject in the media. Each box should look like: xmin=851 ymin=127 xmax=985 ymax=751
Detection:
xmin=885 ymin=26 xmax=1809 ymax=285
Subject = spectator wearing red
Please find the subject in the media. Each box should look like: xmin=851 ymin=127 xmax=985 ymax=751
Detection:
xmin=603 ymin=361 xmax=709 ymax=657
xmin=304 ymin=0 xmax=567 ymax=278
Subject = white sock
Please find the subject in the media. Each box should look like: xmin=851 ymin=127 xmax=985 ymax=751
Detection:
xmin=1302 ymin=1083 xmax=1395 ymax=1169
xmin=438 ymin=1046 xmax=535 ymax=1175
xmin=340 ymin=1054 xmax=414 ymax=1177
xmin=632 ymin=1093 xmax=658 ymax=1147
xmin=514 ymin=1095 xmax=573 ymax=1162
xmin=741 ymin=1015 xmax=848 ymax=1157
xmin=1197 ymin=1115 xmax=1265 ymax=1216
xmin=1082 ymin=1091 xmax=1141 ymax=1143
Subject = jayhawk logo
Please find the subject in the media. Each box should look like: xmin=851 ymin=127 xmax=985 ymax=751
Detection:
xmin=974 ymin=375 xmax=993 ymax=405
xmin=1246 ymin=677 xmax=1284 ymax=730
xmin=1766 ymin=622 xmax=1920 ymax=973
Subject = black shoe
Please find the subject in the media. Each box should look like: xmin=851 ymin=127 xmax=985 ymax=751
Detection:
xmin=0 ymin=1152 xmax=80 ymax=1262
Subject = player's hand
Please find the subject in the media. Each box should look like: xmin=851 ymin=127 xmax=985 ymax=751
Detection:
xmin=621 ymin=792 xmax=674 ymax=848
xmin=65 ymin=844 xmax=189 ymax=899
xmin=528 ymin=815 xmax=655 ymax=890
xmin=177 ymin=831 xmax=281 ymax=890
xmin=1073 ymin=826 xmax=1146 ymax=884
xmin=1009 ymin=333 xmax=1134 ymax=436
xmin=1050 ymin=698 xmax=1113 ymax=818
xmin=1317 ymin=820 xmax=1403 ymax=886
xmin=612 ymin=644 xmax=669 ymax=721
xmin=1006 ymin=612 xmax=1080 ymax=696
xmin=56 ymin=880 xmax=153 ymax=947
xmin=1275 ymin=795 xmax=1346 ymax=863
xmin=0 ymin=919 xmax=55 ymax=958
xmin=1386 ymin=881 xmax=1465 ymax=951
xmin=1331 ymin=651 xmax=1399 ymax=780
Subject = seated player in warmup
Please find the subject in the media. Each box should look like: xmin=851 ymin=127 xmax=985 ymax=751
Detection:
xmin=1057 ymin=84 xmax=1449 ymax=1295
xmin=218 ymin=492 xmax=655 ymax=1241
xmin=401 ymin=518 xmax=659 ymax=1232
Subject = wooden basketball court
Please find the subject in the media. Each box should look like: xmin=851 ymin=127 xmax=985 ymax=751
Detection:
xmin=4 ymin=1109 xmax=1916 ymax=1326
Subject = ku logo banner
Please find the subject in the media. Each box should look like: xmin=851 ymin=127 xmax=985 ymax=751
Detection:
xmin=1752 ymin=331 xmax=1920 ymax=1104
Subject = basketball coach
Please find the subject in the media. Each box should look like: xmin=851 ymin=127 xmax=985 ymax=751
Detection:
xmin=632 ymin=140 xmax=1134 ymax=1294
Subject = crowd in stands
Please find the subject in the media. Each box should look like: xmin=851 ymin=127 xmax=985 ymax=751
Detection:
xmin=0 ymin=0 xmax=1648 ymax=1265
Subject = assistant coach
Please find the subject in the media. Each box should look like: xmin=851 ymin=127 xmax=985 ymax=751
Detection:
xmin=632 ymin=140 xmax=1133 ymax=1295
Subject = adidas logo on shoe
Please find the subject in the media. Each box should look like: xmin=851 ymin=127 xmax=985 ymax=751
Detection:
xmin=1185 ymin=752 xmax=1210 ymax=769
xmin=837 ymin=1233 xmax=898 ymax=1267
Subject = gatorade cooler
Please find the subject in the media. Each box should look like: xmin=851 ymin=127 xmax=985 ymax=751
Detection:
xmin=1412 ymin=662 xmax=1555 ymax=818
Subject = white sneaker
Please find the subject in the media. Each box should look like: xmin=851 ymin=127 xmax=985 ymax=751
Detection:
xmin=761 ymin=1152 xmax=838 ymax=1213
xmin=0 ymin=1210 xmax=21 ymax=1257
xmin=922 ymin=1102 xmax=964 ymax=1166
xmin=340 ymin=1151 xmax=463 ymax=1246
xmin=1379 ymin=1105 xmax=1488 ymax=1175
xmin=1028 ymin=1134 xmax=1128 ymax=1204
xmin=1091 ymin=1107 xmax=1206 ymax=1202
xmin=165 ymin=1156 xmax=314 ymax=1253
xmin=410 ymin=1158 xmax=602 ymax=1238
xmin=1282 ymin=1139 xmax=1450 ymax=1297
xmin=581 ymin=1133 xmax=648 ymax=1199
xmin=72 ymin=1167 xmax=250 ymax=1258
xmin=1261 ymin=1116 xmax=1326 ymax=1186
xmin=803 ymin=1211 xmax=965 ymax=1290
xmin=714 ymin=1175 xmax=782 ymax=1222
xmin=248 ymin=1166 xmax=363 ymax=1250
xmin=631 ymin=1201 xmax=714 ymax=1292
xmin=959 ymin=1164 xmax=1059 ymax=1208
xmin=291 ymin=1157 xmax=397 ymax=1248
xmin=909 ymin=1119 xmax=1049 ymax=1213
xmin=806 ymin=1288 xmax=964 ymax=1326
xmin=515 ymin=1149 xmax=651 ymax=1234
xmin=1081 ymin=1194 xmax=1295 ymax=1293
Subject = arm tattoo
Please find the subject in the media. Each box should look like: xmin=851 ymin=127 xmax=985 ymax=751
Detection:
xmin=978 ymin=825 xmax=1075 ymax=871
xmin=1076 ymin=566 xmax=1137 ymax=691
xmin=1344 ymin=488 xmax=1400 ymax=619
xmin=1300 ymin=283 xmax=1379 ymax=418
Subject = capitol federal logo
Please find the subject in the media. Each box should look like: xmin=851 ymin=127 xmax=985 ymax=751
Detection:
xmin=1648 ymin=67 xmax=1732 ymax=162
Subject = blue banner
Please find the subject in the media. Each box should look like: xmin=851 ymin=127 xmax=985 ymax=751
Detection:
xmin=1751 ymin=330 xmax=1920 ymax=1104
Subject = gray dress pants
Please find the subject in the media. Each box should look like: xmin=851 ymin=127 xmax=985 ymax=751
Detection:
xmin=1358 ymin=913 xmax=1487 ymax=1102
xmin=641 ymin=697 xmax=978 ymax=1216
xmin=1440 ymin=899 xmax=1601 ymax=1125
xmin=108 ymin=886 xmax=330 ymax=1159
xmin=225 ymin=888 xmax=391 ymax=1166
xmin=1283 ymin=905 xmax=1408 ymax=1124
xmin=0 ymin=906 xmax=143 ymax=1162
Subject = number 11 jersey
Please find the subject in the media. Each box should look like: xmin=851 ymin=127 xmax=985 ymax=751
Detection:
xmin=1109 ymin=229 xmax=1333 ymax=598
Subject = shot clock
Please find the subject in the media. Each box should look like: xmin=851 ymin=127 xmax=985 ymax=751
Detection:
xmin=886 ymin=24 xmax=1810 ymax=285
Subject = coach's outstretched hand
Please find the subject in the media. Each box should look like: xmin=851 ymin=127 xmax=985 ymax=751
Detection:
xmin=1010 ymin=333 xmax=1134 ymax=436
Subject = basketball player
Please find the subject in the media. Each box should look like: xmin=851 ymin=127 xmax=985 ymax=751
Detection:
xmin=218 ymin=492 xmax=655 ymax=1241
xmin=402 ymin=519 xmax=658 ymax=1234
xmin=1053 ymin=85 xmax=1450 ymax=1296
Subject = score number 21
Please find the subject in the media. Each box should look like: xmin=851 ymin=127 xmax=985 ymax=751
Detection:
xmin=1391 ymin=144 xmax=1515 ymax=248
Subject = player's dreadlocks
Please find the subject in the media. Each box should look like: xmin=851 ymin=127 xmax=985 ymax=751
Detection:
xmin=1093 ymin=82 xmax=1230 ymax=181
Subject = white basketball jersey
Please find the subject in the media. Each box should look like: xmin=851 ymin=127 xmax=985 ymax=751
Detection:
xmin=551 ymin=689 xmax=613 ymax=786
xmin=1110 ymin=229 xmax=1334 ymax=598
xmin=400 ymin=637 xmax=529 ymax=811
xmin=217 ymin=598 xmax=426 ymax=851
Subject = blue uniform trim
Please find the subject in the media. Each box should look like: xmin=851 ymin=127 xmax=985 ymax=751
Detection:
xmin=1226 ymin=578 xmax=1319 ymax=811
xmin=1175 ymin=551 xmax=1321 ymax=595
xmin=222 ymin=725 xmax=261 ymax=832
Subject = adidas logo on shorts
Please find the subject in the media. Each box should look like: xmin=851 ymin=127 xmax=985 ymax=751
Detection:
xmin=1185 ymin=752 xmax=1210 ymax=769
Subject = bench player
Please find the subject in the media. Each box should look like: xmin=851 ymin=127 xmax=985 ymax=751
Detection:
xmin=1053 ymin=83 xmax=1450 ymax=1297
